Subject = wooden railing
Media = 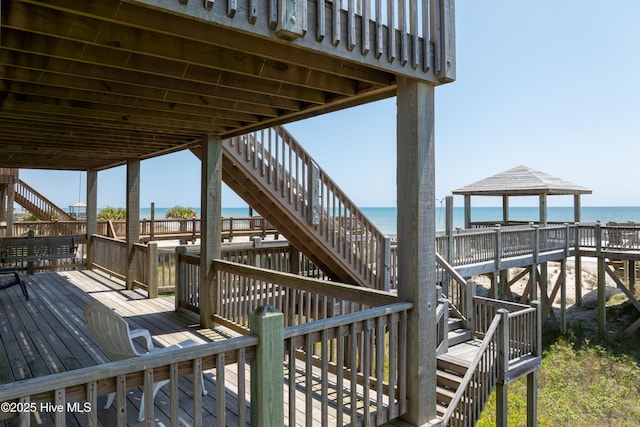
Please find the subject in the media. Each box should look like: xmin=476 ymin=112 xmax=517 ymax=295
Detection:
xmin=0 ymin=327 xmax=258 ymax=425
xmin=444 ymin=298 xmax=540 ymax=426
xmin=11 ymin=221 xmax=87 ymax=237
xmin=225 ymin=125 xmax=391 ymax=289
xmin=90 ymin=235 xmax=127 ymax=280
xmin=213 ymin=259 xmax=397 ymax=333
xmin=473 ymin=297 xmax=538 ymax=362
xmin=99 ymin=216 xmax=278 ymax=242
xmin=0 ymin=298 xmax=411 ymax=426
xmin=135 ymin=0 xmax=455 ymax=83
xmin=284 ymin=302 xmax=412 ymax=426
xmin=436 ymin=224 xmax=579 ymax=268
xmin=174 ymin=250 xmax=396 ymax=330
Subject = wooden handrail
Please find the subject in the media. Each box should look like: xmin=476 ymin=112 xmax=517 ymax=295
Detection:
xmin=213 ymin=259 xmax=397 ymax=307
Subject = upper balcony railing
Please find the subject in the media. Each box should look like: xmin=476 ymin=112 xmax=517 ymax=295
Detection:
xmin=133 ymin=0 xmax=455 ymax=83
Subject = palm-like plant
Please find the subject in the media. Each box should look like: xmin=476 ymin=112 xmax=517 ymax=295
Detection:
xmin=165 ymin=205 xmax=197 ymax=219
xmin=98 ymin=206 xmax=126 ymax=220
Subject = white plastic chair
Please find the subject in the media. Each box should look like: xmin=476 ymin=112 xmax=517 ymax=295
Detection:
xmin=83 ymin=301 xmax=207 ymax=421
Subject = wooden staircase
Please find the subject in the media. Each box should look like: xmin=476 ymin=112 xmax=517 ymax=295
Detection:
xmin=434 ymin=254 xmax=541 ymax=426
xmin=193 ymin=126 xmax=390 ymax=289
xmin=14 ymin=179 xmax=75 ymax=221
xmin=436 ymin=316 xmax=474 ymax=422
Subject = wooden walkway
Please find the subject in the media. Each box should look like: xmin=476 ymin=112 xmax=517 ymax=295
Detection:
xmin=0 ymin=270 xmax=242 ymax=426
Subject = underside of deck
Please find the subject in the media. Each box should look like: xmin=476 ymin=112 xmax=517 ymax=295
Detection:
xmin=0 ymin=0 xmax=453 ymax=171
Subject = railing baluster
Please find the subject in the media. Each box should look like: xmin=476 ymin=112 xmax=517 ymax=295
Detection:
xmin=387 ymin=0 xmax=396 ymax=62
xmin=317 ymin=0 xmax=326 ymax=41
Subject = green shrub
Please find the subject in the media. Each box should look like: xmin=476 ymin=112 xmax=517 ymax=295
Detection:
xmin=98 ymin=206 xmax=126 ymax=220
xmin=165 ymin=205 xmax=197 ymax=219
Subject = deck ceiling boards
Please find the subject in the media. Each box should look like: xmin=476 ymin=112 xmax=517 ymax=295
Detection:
xmin=452 ymin=165 xmax=592 ymax=197
xmin=0 ymin=0 xmax=396 ymax=171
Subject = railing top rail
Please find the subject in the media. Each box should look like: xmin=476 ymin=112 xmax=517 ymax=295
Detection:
xmin=474 ymin=296 xmax=532 ymax=313
xmin=435 ymin=252 xmax=466 ymax=286
xmin=213 ymin=259 xmax=397 ymax=307
xmin=91 ymin=234 xmax=127 ymax=245
xmin=283 ymin=301 xmax=413 ymax=339
xmin=0 ymin=334 xmax=258 ymax=401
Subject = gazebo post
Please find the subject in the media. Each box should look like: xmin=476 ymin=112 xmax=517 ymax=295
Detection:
xmin=502 ymin=194 xmax=509 ymax=226
xmin=464 ymin=194 xmax=471 ymax=229
xmin=539 ymin=194 xmax=547 ymax=226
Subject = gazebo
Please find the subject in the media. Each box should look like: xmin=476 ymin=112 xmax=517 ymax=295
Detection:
xmin=452 ymin=165 xmax=592 ymax=228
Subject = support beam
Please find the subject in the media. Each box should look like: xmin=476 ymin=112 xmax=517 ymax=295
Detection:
xmin=86 ymin=169 xmax=97 ymax=268
xmin=573 ymin=194 xmax=581 ymax=223
xmin=200 ymin=134 xmax=223 ymax=328
xmin=6 ymin=177 xmax=15 ymax=237
xmin=463 ymin=194 xmax=471 ymax=229
xmin=396 ymin=77 xmax=438 ymax=426
xmin=126 ymin=160 xmax=140 ymax=290
xmin=502 ymin=194 xmax=509 ymax=225
xmin=539 ymin=194 xmax=547 ymax=226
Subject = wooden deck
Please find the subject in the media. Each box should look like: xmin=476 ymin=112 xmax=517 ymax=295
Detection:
xmin=0 ymin=270 xmax=240 ymax=426
xmin=0 ymin=269 xmax=399 ymax=426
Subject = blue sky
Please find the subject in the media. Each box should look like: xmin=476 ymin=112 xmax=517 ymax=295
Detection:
xmin=19 ymin=0 xmax=640 ymax=210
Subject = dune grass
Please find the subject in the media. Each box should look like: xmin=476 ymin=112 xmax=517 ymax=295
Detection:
xmin=477 ymin=298 xmax=640 ymax=426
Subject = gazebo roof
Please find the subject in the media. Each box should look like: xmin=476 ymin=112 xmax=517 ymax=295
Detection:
xmin=452 ymin=165 xmax=592 ymax=197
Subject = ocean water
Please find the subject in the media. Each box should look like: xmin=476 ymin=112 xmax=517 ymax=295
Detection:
xmin=140 ymin=206 xmax=640 ymax=237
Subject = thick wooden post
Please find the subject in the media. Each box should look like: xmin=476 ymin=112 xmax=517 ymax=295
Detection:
xmin=445 ymin=195 xmax=454 ymax=264
xmin=147 ymin=241 xmax=158 ymax=299
xmin=396 ymin=77 xmax=439 ymax=426
xmin=275 ymin=0 xmax=307 ymax=41
xmin=502 ymin=194 xmax=509 ymax=225
xmin=175 ymin=245 xmax=187 ymax=312
xmin=289 ymin=244 xmax=300 ymax=275
xmin=126 ymin=159 xmax=140 ymax=290
xmin=496 ymin=308 xmax=510 ymax=427
xmin=527 ymin=300 xmax=541 ymax=427
xmin=573 ymin=194 xmax=581 ymax=223
xmin=575 ymin=222 xmax=582 ymax=307
xmin=465 ymin=279 xmax=476 ymax=329
xmin=539 ymin=194 xmax=547 ymax=226
xmin=382 ymin=236 xmax=392 ymax=291
xmin=86 ymin=169 xmax=98 ymax=268
xmin=200 ymin=135 xmax=222 ymax=328
xmin=250 ymin=305 xmax=284 ymax=427
xmin=531 ymin=225 xmax=539 ymax=301
xmin=149 ymin=202 xmax=155 ymax=241
xmin=595 ymin=222 xmax=606 ymax=336
xmin=463 ymin=194 xmax=471 ymax=229
xmin=6 ymin=176 xmax=14 ymax=237
xmin=495 ymin=225 xmax=503 ymax=299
